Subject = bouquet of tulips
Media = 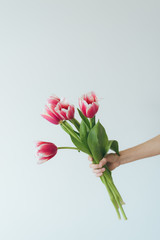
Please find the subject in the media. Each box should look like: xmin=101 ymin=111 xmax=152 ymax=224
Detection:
xmin=36 ymin=91 xmax=127 ymax=220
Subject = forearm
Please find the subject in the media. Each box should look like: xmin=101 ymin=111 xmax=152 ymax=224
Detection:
xmin=119 ymin=135 xmax=160 ymax=165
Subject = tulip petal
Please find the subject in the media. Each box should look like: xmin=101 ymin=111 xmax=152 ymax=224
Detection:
xmin=38 ymin=143 xmax=57 ymax=157
xmin=80 ymin=100 xmax=88 ymax=117
xmin=37 ymin=155 xmax=54 ymax=164
xmin=41 ymin=114 xmax=60 ymax=124
xmin=86 ymin=102 xmax=99 ymax=118
xmin=48 ymin=95 xmax=60 ymax=107
xmin=67 ymin=105 xmax=75 ymax=119
xmin=36 ymin=141 xmax=47 ymax=147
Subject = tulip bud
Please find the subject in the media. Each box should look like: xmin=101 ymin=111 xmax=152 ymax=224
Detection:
xmin=79 ymin=91 xmax=99 ymax=118
xmin=36 ymin=141 xmax=58 ymax=164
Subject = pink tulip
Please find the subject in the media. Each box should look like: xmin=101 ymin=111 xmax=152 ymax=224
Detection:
xmin=36 ymin=141 xmax=58 ymax=164
xmin=41 ymin=96 xmax=75 ymax=125
xmin=47 ymin=95 xmax=61 ymax=108
xmin=79 ymin=91 xmax=99 ymax=118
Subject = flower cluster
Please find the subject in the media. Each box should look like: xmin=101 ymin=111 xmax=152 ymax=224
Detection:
xmin=36 ymin=91 xmax=127 ymax=220
xmin=36 ymin=91 xmax=99 ymax=163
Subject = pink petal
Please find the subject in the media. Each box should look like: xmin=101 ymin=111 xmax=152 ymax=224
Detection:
xmin=41 ymin=114 xmax=60 ymax=124
xmin=53 ymin=103 xmax=66 ymax=120
xmin=38 ymin=143 xmax=57 ymax=156
xmin=67 ymin=105 xmax=75 ymax=119
xmin=48 ymin=95 xmax=60 ymax=107
xmin=81 ymin=100 xmax=88 ymax=117
xmin=86 ymin=92 xmax=94 ymax=104
xmin=60 ymin=110 xmax=67 ymax=119
xmin=45 ymin=105 xmax=60 ymax=121
xmin=90 ymin=91 xmax=97 ymax=101
xmin=36 ymin=141 xmax=47 ymax=147
xmin=78 ymin=98 xmax=83 ymax=109
xmin=86 ymin=102 xmax=99 ymax=118
xmin=38 ymin=155 xmax=54 ymax=162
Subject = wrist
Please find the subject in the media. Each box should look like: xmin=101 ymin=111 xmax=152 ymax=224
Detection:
xmin=119 ymin=149 xmax=134 ymax=166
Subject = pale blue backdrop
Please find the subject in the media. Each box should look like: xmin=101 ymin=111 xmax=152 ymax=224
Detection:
xmin=0 ymin=0 xmax=160 ymax=239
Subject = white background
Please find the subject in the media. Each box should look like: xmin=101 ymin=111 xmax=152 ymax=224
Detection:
xmin=0 ymin=1 xmax=160 ymax=239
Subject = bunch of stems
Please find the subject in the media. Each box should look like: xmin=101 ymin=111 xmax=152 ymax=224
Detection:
xmin=92 ymin=157 xmax=127 ymax=220
xmin=59 ymin=119 xmax=127 ymax=220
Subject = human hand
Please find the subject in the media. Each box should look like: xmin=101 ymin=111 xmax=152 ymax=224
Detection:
xmin=88 ymin=153 xmax=120 ymax=177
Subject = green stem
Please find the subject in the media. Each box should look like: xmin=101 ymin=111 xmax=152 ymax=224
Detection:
xmin=108 ymin=181 xmax=127 ymax=220
xmin=69 ymin=118 xmax=80 ymax=131
xmin=89 ymin=116 xmax=95 ymax=128
xmin=110 ymin=180 xmax=125 ymax=205
xmin=91 ymin=155 xmax=121 ymax=219
xmin=101 ymin=175 xmax=121 ymax=219
xmin=61 ymin=122 xmax=80 ymax=141
xmin=58 ymin=147 xmax=79 ymax=150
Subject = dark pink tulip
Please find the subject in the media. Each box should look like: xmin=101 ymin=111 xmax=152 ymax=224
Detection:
xmin=47 ymin=95 xmax=60 ymax=108
xmin=41 ymin=96 xmax=75 ymax=125
xmin=36 ymin=141 xmax=58 ymax=164
xmin=79 ymin=91 xmax=99 ymax=118
xmin=54 ymin=99 xmax=75 ymax=120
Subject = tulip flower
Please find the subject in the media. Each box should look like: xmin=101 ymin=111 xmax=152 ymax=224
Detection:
xmin=47 ymin=95 xmax=61 ymax=108
xmin=41 ymin=96 xmax=75 ymax=125
xmin=36 ymin=141 xmax=79 ymax=164
xmin=79 ymin=91 xmax=99 ymax=118
xmin=36 ymin=141 xmax=58 ymax=164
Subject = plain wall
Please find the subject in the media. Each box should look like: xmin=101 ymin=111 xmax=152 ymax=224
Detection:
xmin=0 ymin=1 xmax=160 ymax=239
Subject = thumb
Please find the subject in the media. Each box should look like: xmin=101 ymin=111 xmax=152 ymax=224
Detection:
xmin=99 ymin=157 xmax=107 ymax=168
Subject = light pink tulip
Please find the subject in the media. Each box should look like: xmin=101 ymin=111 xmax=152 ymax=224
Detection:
xmin=41 ymin=96 xmax=75 ymax=125
xmin=79 ymin=91 xmax=99 ymax=118
xmin=36 ymin=141 xmax=58 ymax=164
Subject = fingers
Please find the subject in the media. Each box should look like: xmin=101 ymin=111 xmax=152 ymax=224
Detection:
xmin=96 ymin=172 xmax=103 ymax=177
xmin=88 ymin=155 xmax=107 ymax=177
xmin=99 ymin=158 xmax=107 ymax=168
xmin=89 ymin=158 xmax=107 ymax=169
xmin=93 ymin=168 xmax=106 ymax=174
xmin=88 ymin=156 xmax=93 ymax=162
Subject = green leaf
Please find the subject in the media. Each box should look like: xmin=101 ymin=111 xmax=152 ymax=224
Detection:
xmin=77 ymin=108 xmax=90 ymax=130
xmin=97 ymin=120 xmax=108 ymax=154
xmin=107 ymin=140 xmax=120 ymax=156
xmin=105 ymin=140 xmax=113 ymax=154
xmin=70 ymin=135 xmax=91 ymax=155
xmin=80 ymin=120 xmax=88 ymax=146
xmin=87 ymin=120 xmax=108 ymax=163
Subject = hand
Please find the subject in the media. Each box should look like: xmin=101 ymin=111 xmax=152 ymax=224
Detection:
xmin=88 ymin=153 xmax=120 ymax=177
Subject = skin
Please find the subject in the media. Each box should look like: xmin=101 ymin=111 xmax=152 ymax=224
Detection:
xmin=88 ymin=134 xmax=160 ymax=177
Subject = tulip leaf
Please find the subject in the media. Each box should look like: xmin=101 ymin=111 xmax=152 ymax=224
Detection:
xmin=105 ymin=140 xmax=113 ymax=154
xmin=70 ymin=135 xmax=91 ymax=155
xmin=77 ymin=108 xmax=90 ymax=130
xmin=106 ymin=140 xmax=120 ymax=156
xmin=87 ymin=120 xmax=108 ymax=163
xmin=80 ymin=120 xmax=88 ymax=146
